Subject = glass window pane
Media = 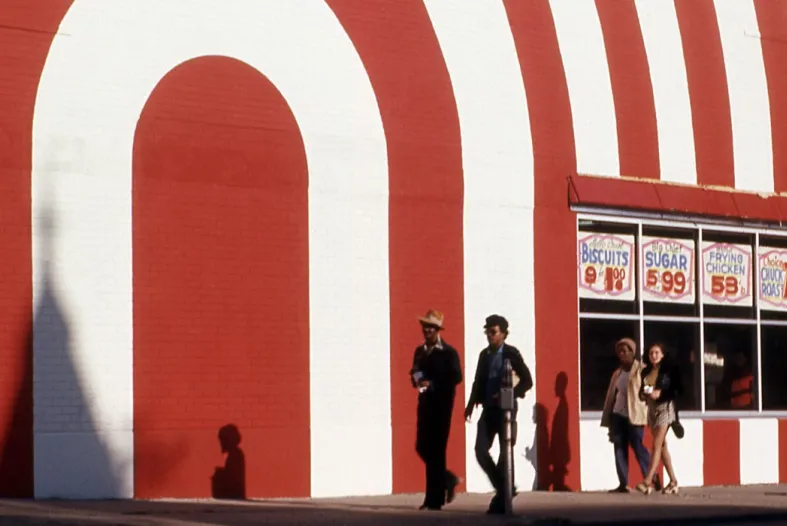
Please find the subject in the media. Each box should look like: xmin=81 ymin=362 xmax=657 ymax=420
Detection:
xmin=758 ymin=235 xmax=787 ymax=322
xmin=701 ymin=231 xmax=755 ymax=320
xmin=641 ymin=225 xmax=699 ymax=318
xmin=703 ymin=323 xmax=757 ymax=411
xmin=580 ymin=318 xmax=639 ymax=411
xmin=578 ymin=220 xmax=639 ymax=315
xmin=643 ymin=321 xmax=701 ymax=411
xmin=762 ymin=325 xmax=787 ymax=410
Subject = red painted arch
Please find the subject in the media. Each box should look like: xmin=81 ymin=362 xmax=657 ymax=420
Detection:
xmin=132 ymin=56 xmax=310 ymax=498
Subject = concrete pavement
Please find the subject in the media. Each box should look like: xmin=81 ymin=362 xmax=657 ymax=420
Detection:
xmin=2 ymin=485 xmax=787 ymax=525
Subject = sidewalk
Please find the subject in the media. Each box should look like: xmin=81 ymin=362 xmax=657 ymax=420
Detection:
xmin=1 ymin=485 xmax=787 ymax=525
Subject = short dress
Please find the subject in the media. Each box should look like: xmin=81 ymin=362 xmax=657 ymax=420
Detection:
xmin=643 ymin=368 xmax=677 ymax=429
xmin=647 ymin=398 xmax=676 ymax=429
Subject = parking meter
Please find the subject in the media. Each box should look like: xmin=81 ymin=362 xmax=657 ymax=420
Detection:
xmin=500 ymin=358 xmax=515 ymax=515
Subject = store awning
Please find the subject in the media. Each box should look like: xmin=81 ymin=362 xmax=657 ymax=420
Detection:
xmin=568 ymin=174 xmax=787 ymax=224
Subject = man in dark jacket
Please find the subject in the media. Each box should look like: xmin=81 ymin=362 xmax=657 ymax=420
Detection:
xmin=410 ymin=309 xmax=463 ymax=510
xmin=464 ymin=314 xmax=533 ymax=514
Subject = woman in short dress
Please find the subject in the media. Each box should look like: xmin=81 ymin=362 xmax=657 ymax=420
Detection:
xmin=636 ymin=343 xmax=680 ymax=495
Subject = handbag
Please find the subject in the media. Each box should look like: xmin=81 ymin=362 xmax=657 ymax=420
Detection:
xmin=671 ymin=404 xmax=685 ymax=439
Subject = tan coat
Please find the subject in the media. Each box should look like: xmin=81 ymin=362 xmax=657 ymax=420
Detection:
xmin=600 ymin=360 xmax=648 ymax=427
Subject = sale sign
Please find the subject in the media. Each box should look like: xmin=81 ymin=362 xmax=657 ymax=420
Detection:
xmin=701 ymin=242 xmax=752 ymax=306
xmin=641 ymin=237 xmax=695 ymax=304
xmin=758 ymin=247 xmax=787 ymax=311
xmin=577 ymin=232 xmax=635 ymax=301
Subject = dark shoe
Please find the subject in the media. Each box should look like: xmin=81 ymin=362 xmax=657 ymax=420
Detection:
xmin=653 ymin=474 xmax=662 ymax=492
xmin=608 ymin=485 xmax=630 ymax=493
xmin=446 ymin=476 xmax=460 ymax=504
xmin=419 ymin=503 xmax=441 ymax=511
xmin=486 ymin=493 xmax=505 ymax=515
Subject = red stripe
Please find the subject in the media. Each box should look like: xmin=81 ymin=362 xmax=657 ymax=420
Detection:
xmin=133 ymin=57 xmax=311 ymax=498
xmin=779 ymin=420 xmax=787 ymax=483
xmin=595 ymin=0 xmax=660 ymax=180
xmin=0 ymin=0 xmax=73 ymax=497
xmin=505 ymin=0 xmax=581 ymax=492
xmin=326 ymin=0 xmax=466 ymax=495
xmin=753 ymin=0 xmax=787 ymax=193
xmin=703 ymin=420 xmax=740 ymax=485
xmin=674 ymin=0 xmax=734 ymax=188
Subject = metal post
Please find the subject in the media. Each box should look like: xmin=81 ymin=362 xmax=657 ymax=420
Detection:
xmin=499 ymin=359 xmax=515 ymax=516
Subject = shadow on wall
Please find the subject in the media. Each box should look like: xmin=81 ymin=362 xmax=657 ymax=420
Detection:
xmin=0 ymin=313 xmax=33 ymax=496
xmin=211 ymin=424 xmax=246 ymax=499
xmin=528 ymin=372 xmax=572 ymax=492
xmin=29 ymin=205 xmax=125 ymax=498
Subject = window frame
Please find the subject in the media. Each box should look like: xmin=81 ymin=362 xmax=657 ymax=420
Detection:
xmin=576 ymin=207 xmax=787 ymax=420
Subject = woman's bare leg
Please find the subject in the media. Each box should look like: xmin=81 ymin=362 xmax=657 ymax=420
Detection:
xmin=644 ymin=425 xmax=668 ymax=484
xmin=661 ymin=439 xmax=677 ymax=484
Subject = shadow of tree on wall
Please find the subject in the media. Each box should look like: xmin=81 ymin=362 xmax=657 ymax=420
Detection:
xmin=22 ymin=204 xmax=124 ymax=497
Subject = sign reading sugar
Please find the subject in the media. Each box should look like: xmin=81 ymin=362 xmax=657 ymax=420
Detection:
xmin=701 ymin=242 xmax=752 ymax=306
xmin=641 ymin=237 xmax=695 ymax=304
xmin=577 ymin=232 xmax=635 ymax=301
xmin=758 ymin=248 xmax=787 ymax=311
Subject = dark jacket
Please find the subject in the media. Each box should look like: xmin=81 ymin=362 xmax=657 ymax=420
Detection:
xmin=467 ymin=343 xmax=533 ymax=408
xmin=410 ymin=340 xmax=462 ymax=409
xmin=639 ymin=360 xmax=682 ymax=404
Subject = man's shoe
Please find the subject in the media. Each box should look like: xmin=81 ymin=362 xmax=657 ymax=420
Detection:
xmin=608 ymin=485 xmax=630 ymax=493
xmin=653 ymin=474 xmax=662 ymax=492
xmin=446 ymin=476 xmax=461 ymax=503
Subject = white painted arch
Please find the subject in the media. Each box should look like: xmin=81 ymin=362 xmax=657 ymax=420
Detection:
xmin=32 ymin=0 xmax=390 ymax=499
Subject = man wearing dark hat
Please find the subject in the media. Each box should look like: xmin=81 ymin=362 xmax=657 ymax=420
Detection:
xmin=410 ymin=309 xmax=463 ymax=510
xmin=465 ymin=314 xmax=533 ymax=515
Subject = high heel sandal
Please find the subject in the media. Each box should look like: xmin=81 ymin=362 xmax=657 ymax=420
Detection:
xmin=662 ymin=481 xmax=679 ymax=495
xmin=635 ymin=481 xmax=653 ymax=495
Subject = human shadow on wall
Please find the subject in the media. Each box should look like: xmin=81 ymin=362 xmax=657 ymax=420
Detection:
xmin=29 ymin=206 xmax=123 ymax=497
xmin=525 ymin=403 xmax=549 ymax=491
xmin=211 ymin=424 xmax=246 ymax=499
xmin=0 ymin=317 xmax=33 ymax=496
xmin=530 ymin=372 xmax=572 ymax=492
xmin=549 ymin=372 xmax=571 ymax=492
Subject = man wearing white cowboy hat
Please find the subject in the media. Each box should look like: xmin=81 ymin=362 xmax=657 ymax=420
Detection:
xmin=410 ymin=309 xmax=463 ymax=511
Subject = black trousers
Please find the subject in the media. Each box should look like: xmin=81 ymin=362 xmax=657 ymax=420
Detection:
xmin=416 ymin=401 xmax=456 ymax=507
xmin=475 ymin=405 xmax=518 ymax=496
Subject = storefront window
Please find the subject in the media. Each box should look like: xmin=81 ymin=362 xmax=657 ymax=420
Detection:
xmin=643 ymin=321 xmax=700 ymax=411
xmin=761 ymin=325 xmax=787 ymax=410
xmin=579 ymin=318 xmax=638 ymax=412
xmin=703 ymin=323 xmax=757 ymax=411
xmin=578 ymin=215 xmax=787 ymax=415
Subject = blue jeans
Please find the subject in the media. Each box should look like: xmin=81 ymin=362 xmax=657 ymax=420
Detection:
xmin=610 ymin=413 xmax=650 ymax=487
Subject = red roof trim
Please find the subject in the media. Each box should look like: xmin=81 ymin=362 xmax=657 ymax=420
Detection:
xmin=568 ymin=174 xmax=787 ymax=224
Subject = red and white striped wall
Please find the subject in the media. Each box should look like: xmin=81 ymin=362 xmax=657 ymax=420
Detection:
xmin=1 ymin=0 xmax=787 ymax=499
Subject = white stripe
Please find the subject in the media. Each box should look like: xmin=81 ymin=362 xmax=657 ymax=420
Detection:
xmin=740 ymin=418 xmax=779 ymax=485
xmin=635 ymin=0 xmax=698 ymax=185
xmin=667 ymin=418 xmax=704 ymax=487
xmin=579 ymin=420 xmax=620 ymax=491
xmin=424 ymin=0 xmax=536 ymax=494
xmin=550 ymin=0 xmax=619 ymax=177
xmin=715 ymin=0 xmax=773 ymax=193
xmin=33 ymin=0 xmax=389 ymax=499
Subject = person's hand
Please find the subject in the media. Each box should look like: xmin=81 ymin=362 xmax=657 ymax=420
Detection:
xmin=464 ymin=405 xmax=474 ymax=422
xmin=418 ymin=380 xmax=431 ymax=389
xmin=650 ymin=389 xmax=661 ymax=400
